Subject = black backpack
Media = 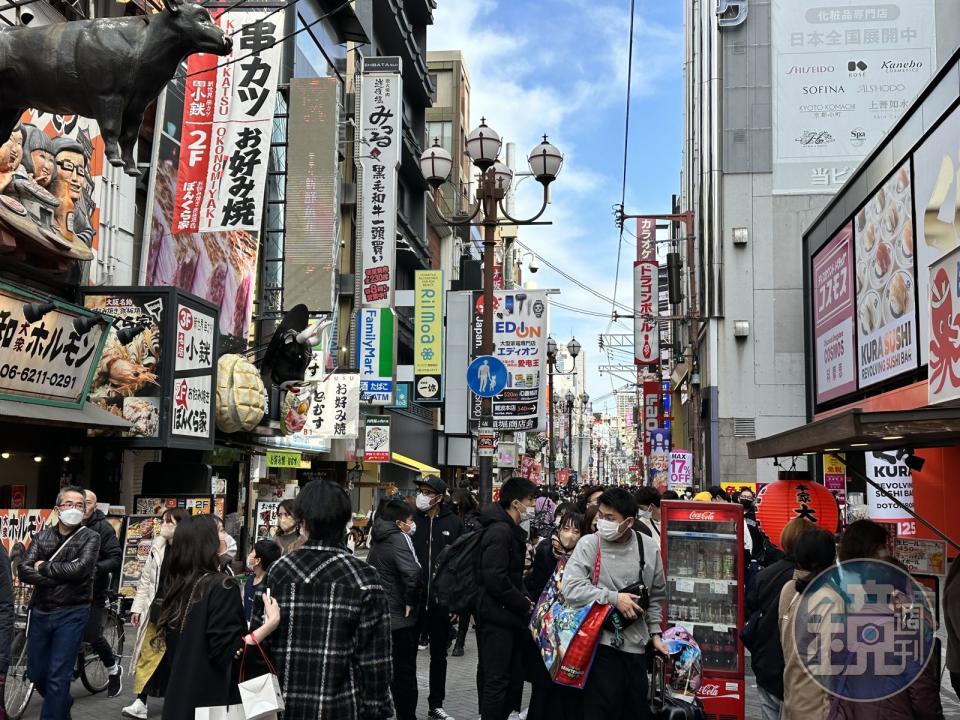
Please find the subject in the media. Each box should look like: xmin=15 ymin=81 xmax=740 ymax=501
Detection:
xmin=431 ymin=528 xmax=485 ymax=613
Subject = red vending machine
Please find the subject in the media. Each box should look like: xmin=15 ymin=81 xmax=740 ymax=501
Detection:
xmin=660 ymin=501 xmax=745 ymax=720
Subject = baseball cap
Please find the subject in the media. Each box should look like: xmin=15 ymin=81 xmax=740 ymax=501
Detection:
xmin=416 ymin=475 xmax=447 ymax=496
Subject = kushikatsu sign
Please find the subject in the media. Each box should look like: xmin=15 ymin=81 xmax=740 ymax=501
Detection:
xmin=0 ymin=282 xmax=109 ymax=408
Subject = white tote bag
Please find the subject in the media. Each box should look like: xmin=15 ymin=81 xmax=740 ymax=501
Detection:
xmin=238 ymin=636 xmax=285 ymax=720
xmin=194 ymin=706 xmax=245 ymax=720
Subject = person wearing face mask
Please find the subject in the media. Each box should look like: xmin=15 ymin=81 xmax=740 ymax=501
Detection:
xmin=17 ymin=486 xmax=101 ymax=720
xmin=633 ymin=486 xmax=661 ymax=540
xmin=410 ymin=475 xmax=463 ymax=720
xmin=368 ymin=498 xmax=423 ymax=720
xmin=475 ymin=477 xmax=538 ymax=720
xmin=562 ymin=487 xmax=668 ymax=720
xmin=273 ymin=499 xmax=305 ymax=556
xmin=123 ymin=507 xmax=189 ymax=719
xmin=243 ymin=540 xmax=281 ymax=622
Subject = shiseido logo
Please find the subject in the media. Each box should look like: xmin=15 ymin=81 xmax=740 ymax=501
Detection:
xmin=802 ymin=85 xmax=846 ymax=95
xmin=688 ymin=511 xmax=716 ymax=521
xmin=796 ymin=130 xmax=836 ymax=147
xmin=882 ymin=59 xmax=924 ymax=73
xmin=787 ymin=65 xmax=834 ymax=75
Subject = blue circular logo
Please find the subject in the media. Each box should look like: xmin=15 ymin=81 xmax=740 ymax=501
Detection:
xmin=791 ymin=559 xmax=935 ymax=702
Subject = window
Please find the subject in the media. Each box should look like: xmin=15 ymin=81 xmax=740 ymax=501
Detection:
xmin=434 ymin=70 xmax=453 ymax=106
xmin=425 ymin=121 xmax=453 ymax=154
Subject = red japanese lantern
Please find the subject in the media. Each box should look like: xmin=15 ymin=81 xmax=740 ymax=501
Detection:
xmin=755 ymin=480 xmax=840 ymax=549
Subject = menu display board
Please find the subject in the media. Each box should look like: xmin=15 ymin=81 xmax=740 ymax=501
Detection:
xmin=118 ymin=515 xmax=159 ymax=598
xmin=854 ymin=163 xmax=917 ymax=388
xmin=894 ymin=538 xmax=946 ymax=575
xmin=813 ymin=224 xmax=857 ymax=403
xmin=134 ymin=495 xmax=220 ymax=517
xmin=254 ymin=500 xmax=280 ymax=543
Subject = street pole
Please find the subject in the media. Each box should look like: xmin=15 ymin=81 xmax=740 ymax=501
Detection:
xmin=479 ymin=169 xmax=501 ymax=506
xmin=566 ymin=399 xmax=573 ymax=474
xmin=547 ymin=359 xmax=556 ymax=490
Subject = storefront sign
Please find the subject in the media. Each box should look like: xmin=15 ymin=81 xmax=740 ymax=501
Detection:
xmin=0 ymin=284 xmax=108 ymax=408
xmin=855 ymin=163 xmax=917 ymax=388
xmin=642 ymin=380 xmax=661 ymax=457
xmin=928 ymin=246 xmax=960 ymax=403
xmin=171 ymin=375 xmax=212 ymax=438
xmin=0 ymin=508 xmax=55 ymax=554
xmin=118 ymin=515 xmax=159 ymax=599
xmin=387 ymin=382 xmax=409 ymax=409
xmin=864 ymin=450 xmax=916 ymax=536
xmin=771 ymin=0 xmax=935 ymax=194
xmin=357 ymin=308 xmax=395 ymax=405
xmin=172 ymin=10 xmax=282 ymax=232
xmin=634 ymin=259 xmax=659 ymax=366
xmin=267 ymin=450 xmax=302 ymax=468
xmin=496 ymin=441 xmax=518 ymax=468
xmin=469 ymin=290 xmax=549 ymax=431
xmin=84 ymin=293 xmax=165 ymax=438
xmin=414 ymin=270 xmax=444 ymax=402
xmin=364 ymin=416 xmax=391 ymax=462
xmin=813 ymin=224 xmax=857 ymax=403
xmin=649 ymin=427 xmax=671 ymax=488
xmin=134 ymin=495 xmax=217 ymax=516
xmin=356 ymin=57 xmax=402 ymax=308
xmin=894 ymin=538 xmax=947 ymax=575
xmin=669 ymin=450 xmax=692 ymax=490
xmin=304 ymin=373 xmax=360 ymax=441
xmin=823 ymin=453 xmax=847 ymax=506
xmin=175 ymin=304 xmax=215 ymax=372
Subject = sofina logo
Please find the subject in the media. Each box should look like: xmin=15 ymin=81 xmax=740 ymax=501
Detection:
xmin=802 ymin=85 xmax=846 ymax=95
xmin=792 ymin=560 xmax=935 ymax=702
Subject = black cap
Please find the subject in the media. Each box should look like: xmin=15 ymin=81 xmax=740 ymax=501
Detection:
xmin=415 ymin=475 xmax=447 ymax=495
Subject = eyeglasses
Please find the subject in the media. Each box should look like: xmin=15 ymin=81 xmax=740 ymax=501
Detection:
xmin=58 ymin=502 xmax=84 ymax=510
xmin=56 ymin=159 xmax=85 ymax=176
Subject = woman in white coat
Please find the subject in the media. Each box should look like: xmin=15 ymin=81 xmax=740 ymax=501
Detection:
xmin=121 ymin=507 xmax=190 ymax=720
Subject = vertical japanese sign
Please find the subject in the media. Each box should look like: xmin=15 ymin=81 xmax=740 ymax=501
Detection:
xmin=634 ymin=217 xmax=659 ymax=367
xmin=771 ymin=0 xmax=935 ymax=194
xmin=171 ymin=303 xmax=217 ymax=444
xmin=357 ymin=308 xmax=395 ymax=405
xmin=823 ymin=453 xmax=847 ymax=507
xmin=414 ymin=270 xmax=443 ymax=403
xmin=813 ymin=223 xmax=856 ymax=404
xmin=356 ymin=57 xmax=403 ymax=308
xmin=175 ymin=304 xmax=215 ymax=372
xmin=642 ymin=379 xmax=661 ymax=457
xmin=865 ymin=450 xmax=916 ymax=537
xmin=469 ymin=290 xmax=549 ymax=431
xmin=364 ymin=416 xmax=391 ymax=463
xmin=855 ymin=163 xmax=916 ymax=388
xmin=303 ymin=373 xmax=360 ymax=441
xmin=173 ymin=10 xmax=282 ymax=232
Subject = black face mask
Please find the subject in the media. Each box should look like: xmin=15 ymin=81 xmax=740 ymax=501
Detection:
xmin=740 ymin=498 xmax=754 ymax=509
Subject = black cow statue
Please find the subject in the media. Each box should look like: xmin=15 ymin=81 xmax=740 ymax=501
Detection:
xmin=0 ymin=0 xmax=233 ymax=176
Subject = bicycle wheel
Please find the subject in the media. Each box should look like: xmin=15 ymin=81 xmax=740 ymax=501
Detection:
xmin=79 ymin=610 xmax=124 ymax=694
xmin=5 ymin=628 xmax=34 ymax=720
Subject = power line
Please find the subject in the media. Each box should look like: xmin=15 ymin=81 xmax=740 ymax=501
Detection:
xmin=515 ymin=240 xmax=631 ymax=312
xmin=550 ymin=300 xmax=615 ymax=319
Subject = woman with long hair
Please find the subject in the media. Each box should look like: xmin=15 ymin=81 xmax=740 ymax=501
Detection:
xmin=122 ymin=507 xmax=189 ymax=720
xmin=274 ymin=499 xmax=305 ymax=556
xmin=158 ymin=515 xmax=280 ymax=720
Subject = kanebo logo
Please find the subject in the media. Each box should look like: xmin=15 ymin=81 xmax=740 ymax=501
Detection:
xmin=788 ymin=65 xmax=834 ymax=75
xmin=882 ymin=60 xmax=924 ymax=73
xmin=688 ymin=511 xmax=716 ymax=521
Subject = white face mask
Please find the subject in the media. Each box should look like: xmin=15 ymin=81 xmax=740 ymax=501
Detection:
xmin=638 ymin=509 xmax=652 ymax=520
xmin=596 ymin=518 xmax=625 ymax=542
xmin=514 ymin=501 xmax=535 ymax=519
xmin=416 ymin=493 xmax=435 ymax=512
xmin=59 ymin=508 xmax=84 ymax=527
xmin=406 ymin=521 xmax=417 ymax=536
xmin=159 ymin=524 xmax=175 ymax=540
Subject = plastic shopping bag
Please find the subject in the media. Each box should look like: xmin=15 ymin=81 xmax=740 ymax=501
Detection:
xmin=194 ymin=706 xmax=245 ymax=720
xmin=238 ymin=636 xmax=285 ymax=720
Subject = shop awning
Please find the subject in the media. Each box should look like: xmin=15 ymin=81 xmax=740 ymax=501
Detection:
xmin=391 ymin=452 xmax=440 ymax=476
xmin=746 ymin=407 xmax=960 ymax=459
xmin=0 ymin=399 xmax=132 ymax=430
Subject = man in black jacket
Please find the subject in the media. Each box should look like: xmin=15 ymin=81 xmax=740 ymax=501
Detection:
xmin=476 ymin=476 xmax=536 ymax=720
xmin=19 ymin=485 xmax=101 ymax=719
xmin=82 ymin=490 xmax=123 ymax=696
xmin=411 ymin=476 xmax=463 ymax=720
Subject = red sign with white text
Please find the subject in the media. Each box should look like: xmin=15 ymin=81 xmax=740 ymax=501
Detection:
xmin=813 ymin=223 xmax=856 ymax=404
xmin=172 ymin=50 xmax=218 ymax=233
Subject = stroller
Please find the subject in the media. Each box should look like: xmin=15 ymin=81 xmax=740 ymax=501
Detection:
xmin=650 ymin=626 xmax=707 ymax=720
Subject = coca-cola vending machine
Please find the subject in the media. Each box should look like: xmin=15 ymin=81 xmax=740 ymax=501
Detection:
xmin=660 ymin=501 xmax=745 ymax=719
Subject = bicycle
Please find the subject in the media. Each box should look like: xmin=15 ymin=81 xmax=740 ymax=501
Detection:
xmin=4 ymin=591 xmax=126 ymax=720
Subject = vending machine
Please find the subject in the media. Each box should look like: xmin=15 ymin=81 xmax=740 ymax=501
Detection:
xmin=660 ymin=501 xmax=746 ymax=720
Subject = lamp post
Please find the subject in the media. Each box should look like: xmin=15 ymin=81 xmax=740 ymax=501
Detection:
xmin=576 ymin=391 xmax=589 ymax=485
xmin=421 ymin=121 xmax=563 ymax=504
xmin=545 ymin=336 xmax=581 ymax=490
xmin=565 ymin=390 xmax=574 ymax=476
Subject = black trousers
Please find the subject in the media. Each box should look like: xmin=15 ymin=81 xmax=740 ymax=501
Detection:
xmin=417 ymin=604 xmax=450 ymax=709
xmin=391 ymin=626 xmax=418 ymax=720
xmin=477 ymin=623 xmax=524 ymax=720
xmin=82 ymin=603 xmax=116 ymax=669
xmin=583 ymin=645 xmax=652 ymax=720
xmin=455 ymin=609 xmax=472 ymax=648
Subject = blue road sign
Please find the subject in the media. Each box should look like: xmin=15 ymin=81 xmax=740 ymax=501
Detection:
xmin=467 ymin=355 xmax=508 ymax=398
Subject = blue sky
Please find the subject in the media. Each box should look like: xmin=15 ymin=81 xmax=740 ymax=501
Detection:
xmin=430 ymin=0 xmax=684 ymax=412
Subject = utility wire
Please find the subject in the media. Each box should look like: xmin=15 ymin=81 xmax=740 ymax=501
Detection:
xmin=550 ymin=300 xmax=618 ymax=319
xmin=515 ymin=240 xmax=632 ymax=312
xmin=186 ymin=0 xmax=352 ymax=78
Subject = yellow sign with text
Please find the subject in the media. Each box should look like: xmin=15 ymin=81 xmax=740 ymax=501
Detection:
xmin=414 ymin=270 xmax=443 ymax=376
xmin=267 ymin=450 xmax=303 ymax=469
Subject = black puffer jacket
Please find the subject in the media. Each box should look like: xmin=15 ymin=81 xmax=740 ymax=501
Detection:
xmin=367 ymin=518 xmax=422 ymax=629
xmin=18 ymin=525 xmax=101 ymax=611
xmin=85 ymin=509 xmax=122 ymax=599
xmin=744 ymin=558 xmax=796 ymax=698
xmin=476 ymin=502 xmax=530 ymax=631
xmin=0 ymin=544 xmax=14 ymax=674
xmin=412 ymin=500 xmax=463 ymax=605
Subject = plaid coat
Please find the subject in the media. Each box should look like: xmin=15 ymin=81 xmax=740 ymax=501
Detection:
xmin=253 ymin=542 xmax=393 ymax=720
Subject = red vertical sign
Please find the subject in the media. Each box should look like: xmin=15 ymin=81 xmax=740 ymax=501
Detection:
xmin=172 ymin=50 xmax=219 ymax=233
xmin=643 ymin=379 xmax=661 ymax=457
xmin=635 ymin=218 xmax=660 ymax=367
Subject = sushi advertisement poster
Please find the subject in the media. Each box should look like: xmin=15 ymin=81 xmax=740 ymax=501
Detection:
xmin=118 ymin=515 xmax=159 ymax=598
xmin=854 ymin=162 xmax=917 ymax=388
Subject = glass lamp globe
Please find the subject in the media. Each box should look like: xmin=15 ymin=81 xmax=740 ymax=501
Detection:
xmin=528 ymin=135 xmax=563 ymax=183
xmin=492 ymin=161 xmax=513 ymax=192
xmin=465 ymin=119 xmax=502 ymax=170
xmin=547 ymin=336 xmax=558 ymax=358
xmin=419 ymin=140 xmax=453 ymax=189
xmin=567 ymin=336 xmax=582 ymax=358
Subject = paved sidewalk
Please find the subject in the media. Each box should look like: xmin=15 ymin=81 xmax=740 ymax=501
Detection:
xmin=17 ymin=626 xmax=960 ymax=719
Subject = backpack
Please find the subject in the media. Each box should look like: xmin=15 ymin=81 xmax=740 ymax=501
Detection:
xmin=431 ymin=528 xmax=485 ymax=613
